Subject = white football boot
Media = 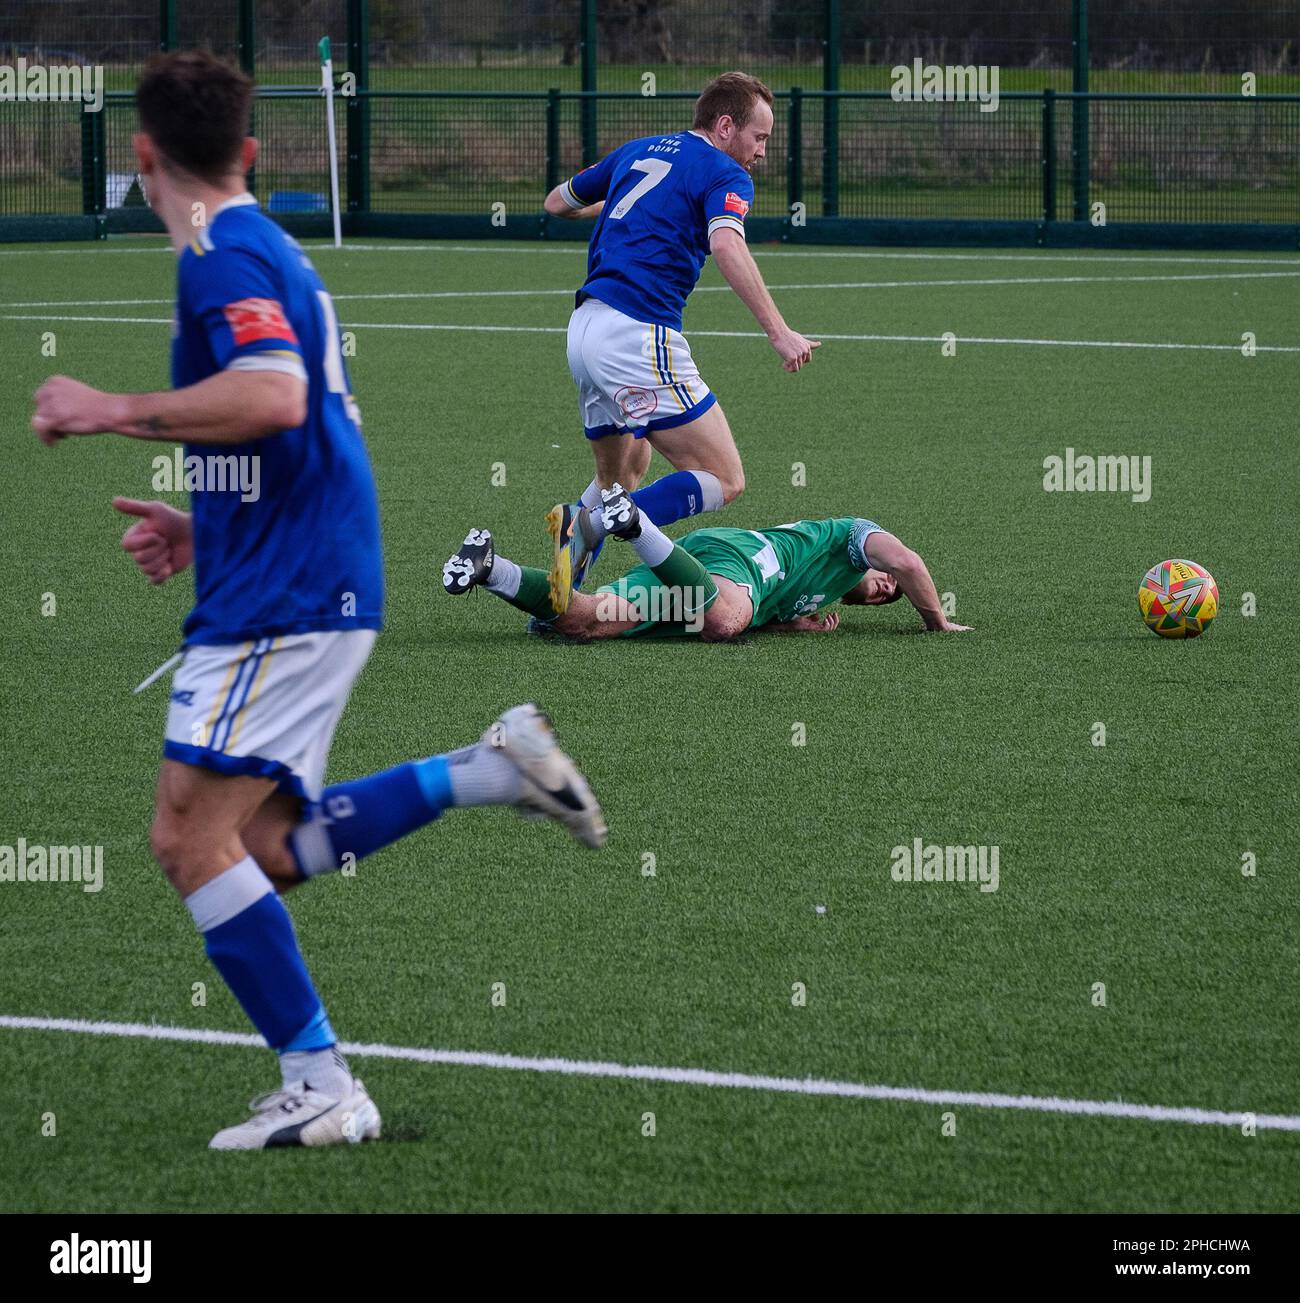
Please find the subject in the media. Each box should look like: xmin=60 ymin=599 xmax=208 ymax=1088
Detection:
xmin=489 ymin=703 xmax=608 ymax=849
xmin=209 ymin=1078 xmax=381 ymax=1150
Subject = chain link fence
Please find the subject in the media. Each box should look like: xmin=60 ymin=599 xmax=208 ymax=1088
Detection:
xmin=3 ymin=1 xmax=1298 ymax=234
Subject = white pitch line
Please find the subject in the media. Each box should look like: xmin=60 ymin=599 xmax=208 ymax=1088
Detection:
xmin=3 ymin=241 xmax=1300 ymax=269
xmin=274 ymin=244 xmax=1300 ymax=268
xmin=6 ymin=312 xmax=1294 ymax=353
xmin=719 ymin=270 xmax=1300 ymax=290
xmin=0 ymin=1013 xmax=1293 ymax=1131
xmin=5 ymin=267 xmax=1298 ymax=312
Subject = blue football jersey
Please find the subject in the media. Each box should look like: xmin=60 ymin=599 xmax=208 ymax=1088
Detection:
xmin=171 ymin=195 xmax=384 ymax=647
xmin=563 ymin=131 xmax=754 ymax=331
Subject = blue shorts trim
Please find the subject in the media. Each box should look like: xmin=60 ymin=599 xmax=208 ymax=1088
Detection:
xmin=584 ymin=391 xmax=717 ymax=441
xmin=644 ymin=391 xmax=716 ymax=433
xmin=162 ymin=740 xmax=308 ymax=800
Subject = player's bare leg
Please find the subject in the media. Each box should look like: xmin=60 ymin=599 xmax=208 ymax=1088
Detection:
xmin=630 ymin=435 xmax=654 ymax=487
xmin=591 ymin=429 xmax=650 ymax=491
xmin=150 ymin=761 xmax=279 ymax=898
xmin=699 ymin=575 xmax=754 ymax=641
xmin=646 ymin=401 xmax=744 ymax=505
xmin=554 ymin=589 xmax=647 ymax=640
xmin=240 ymin=792 xmax=306 ymax=891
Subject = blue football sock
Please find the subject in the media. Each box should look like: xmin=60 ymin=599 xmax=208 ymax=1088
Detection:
xmin=186 ymin=856 xmax=335 ymax=1053
xmin=289 ymin=757 xmax=449 ymax=878
xmin=289 ymin=746 xmax=522 ymax=878
xmin=630 ymin=469 xmax=723 ymax=527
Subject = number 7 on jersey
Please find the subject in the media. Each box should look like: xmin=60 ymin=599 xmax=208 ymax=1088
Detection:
xmin=609 ymin=158 xmax=673 ymax=220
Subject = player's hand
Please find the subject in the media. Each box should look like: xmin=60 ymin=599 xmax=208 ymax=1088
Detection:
xmin=32 ymin=376 xmax=125 ymax=445
xmin=783 ymin=610 xmax=840 ymax=634
xmin=113 ymin=497 xmax=194 ymax=585
xmin=769 ymin=327 xmax=821 ymax=373
xmin=926 ymin=619 xmax=974 ymax=633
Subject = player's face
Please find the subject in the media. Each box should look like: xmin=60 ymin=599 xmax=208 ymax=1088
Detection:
xmin=859 ymin=570 xmax=899 ymax=604
xmin=728 ymin=100 xmax=773 ymax=169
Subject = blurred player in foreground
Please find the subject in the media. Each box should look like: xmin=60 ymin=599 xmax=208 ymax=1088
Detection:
xmin=444 ymin=486 xmax=972 ymax=640
xmin=541 ymin=71 xmax=821 ymax=610
xmin=31 ymin=52 xmax=605 ymax=1151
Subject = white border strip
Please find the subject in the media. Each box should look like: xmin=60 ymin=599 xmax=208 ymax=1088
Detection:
xmin=1 ymin=1013 xmax=1294 ymax=1131
xmin=4 ymin=267 xmax=1298 ymax=310
xmin=3 ymin=243 xmax=1299 ymax=267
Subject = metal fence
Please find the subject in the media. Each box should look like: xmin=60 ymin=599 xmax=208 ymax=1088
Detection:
xmin=7 ymin=1 xmax=1297 ymax=87
xmin=3 ymin=1 xmax=1299 ymax=245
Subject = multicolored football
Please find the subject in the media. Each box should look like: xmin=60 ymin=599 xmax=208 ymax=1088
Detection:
xmin=1138 ymin=560 xmax=1219 ymax=639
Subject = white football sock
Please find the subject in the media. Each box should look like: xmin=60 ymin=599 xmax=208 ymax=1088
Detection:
xmin=692 ymin=469 xmax=725 ymax=513
xmin=629 ymin=516 xmax=675 ymax=567
xmin=184 ymin=856 xmax=272 ymax=931
xmin=580 ymin=479 xmax=603 ymax=510
xmin=280 ymin=1045 xmax=352 ymax=1099
xmin=485 ymin=554 xmax=522 ymax=599
xmin=445 ymin=742 xmax=524 ymax=806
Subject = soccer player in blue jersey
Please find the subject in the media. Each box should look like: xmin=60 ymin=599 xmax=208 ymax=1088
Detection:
xmin=31 ymin=52 xmax=605 ymax=1151
xmin=541 ymin=72 xmax=821 ymax=611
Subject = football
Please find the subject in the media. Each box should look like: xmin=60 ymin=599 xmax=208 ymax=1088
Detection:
xmin=1138 ymin=559 xmax=1219 ymax=639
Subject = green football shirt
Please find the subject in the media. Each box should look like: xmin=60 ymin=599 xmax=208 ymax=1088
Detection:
xmin=598 ymin=517 xmax=884 ymax=636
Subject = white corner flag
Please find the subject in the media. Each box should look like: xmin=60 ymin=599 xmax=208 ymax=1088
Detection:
xmin=319 ymin=36 xmax=342 ymax=248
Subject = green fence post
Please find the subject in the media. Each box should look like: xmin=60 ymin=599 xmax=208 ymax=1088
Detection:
xmin=787 ymin=87 xmax=803 ymax=226
xmin=1072 ymin=0 xmax=1089 ymax=221
xmin=822 ymin=0 xmax=841 ymax=217
xmin=237 ymin=0 xmax=255 ymax=75
xmin=346 ymin=0 xmax=370 ymax=214
xmin=1042 ymin=88 xmax=1057 ymax=222
xmin=159 ymin=0 xmax=176 ymax=51
xmin=238 ymin=0 xmax=257 ymax=197
xmin=80 ymin=106 xmax=106 ymax=237
xmin=546 ymin=88 xmax=561 ymax=196
xmin=580 ymin=0 xmax=598 ymax=165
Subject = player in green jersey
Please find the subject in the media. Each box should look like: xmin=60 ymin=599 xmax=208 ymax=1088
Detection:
xmin=443 ymin=485 xmax=971 ymax=639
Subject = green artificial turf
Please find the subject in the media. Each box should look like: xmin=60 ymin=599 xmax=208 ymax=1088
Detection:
xmin=0 ymin=236 xmax=1296 ymax=1211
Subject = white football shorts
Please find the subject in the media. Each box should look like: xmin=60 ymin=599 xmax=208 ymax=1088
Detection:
xmin=567 ymin=296 xmax=716 ymax=440
xmin=162 ymin=629 xmax=376 ymax=801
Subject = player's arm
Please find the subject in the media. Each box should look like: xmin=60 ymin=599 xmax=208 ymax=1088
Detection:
xmin=861 ymin=531 xmax=972 ymax=632
xmin=32 ymin=370 xmax=306 ymax=446
xmin=34 ymin=245 xmax=312 ymax=447
xmin=709 ymin=227 xmax=819 ymax=373
xmin=543 ymin=184 xmax=604 ymax=221
xmin=544 ymin=155 xmax=615 ymax=220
